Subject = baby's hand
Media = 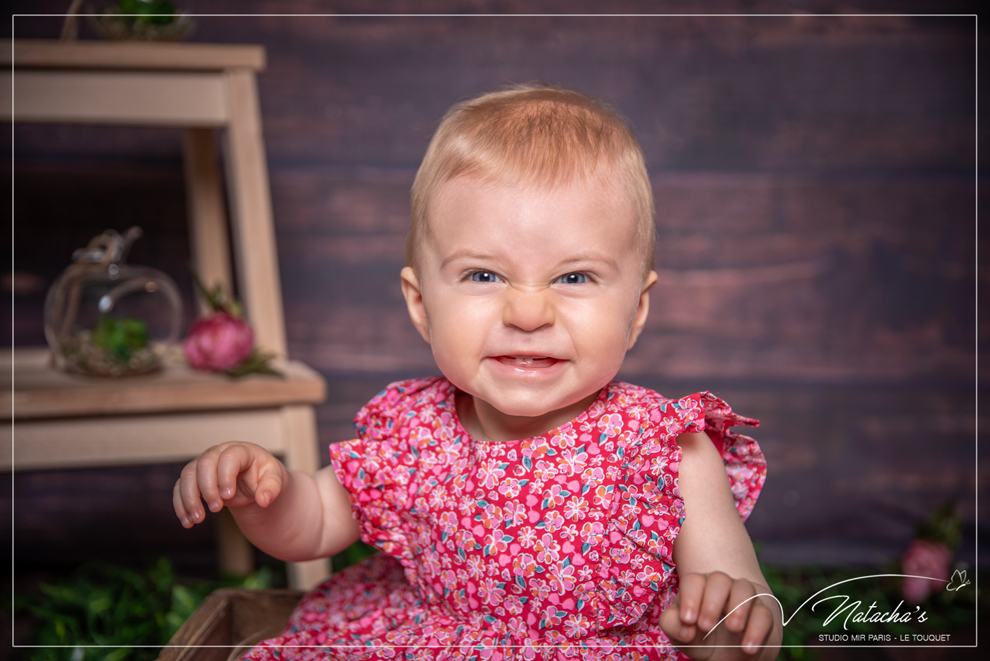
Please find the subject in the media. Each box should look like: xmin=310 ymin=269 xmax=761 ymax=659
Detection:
xmin=173 ymin=442 xmax=287 ymax=528
xmin=659 ymin=572 xmax=777 ymax=660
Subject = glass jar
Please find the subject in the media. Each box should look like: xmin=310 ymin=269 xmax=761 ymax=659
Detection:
xmin=44 ymin=227 xmax=183 ymax=377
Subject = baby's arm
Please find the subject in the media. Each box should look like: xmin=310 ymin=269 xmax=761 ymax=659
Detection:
xmin=658 ymin=432 xmax=781 ymax=661
xmin=173 ymin=442 xmax=360 ymax=562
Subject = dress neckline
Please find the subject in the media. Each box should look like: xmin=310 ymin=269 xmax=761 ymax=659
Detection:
xmin=437 ymin=378 xmax=615 ymax=445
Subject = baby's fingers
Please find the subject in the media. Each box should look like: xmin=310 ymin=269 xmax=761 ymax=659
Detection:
xmin=659 ymin=595 xmax=694 ymax=650
xmin=723 ymin=579 xmax=757 ymax=633
xmin=253 ymin=464 xmax=283 ymax=508
xmin=173 ymin=479 xmax=195 ymax=528
xmin=675 ymin=573 xmax=707 ymax=627
xmin=216 ymin=443 xmax=283 ymax=508
xmin=216 ymin=444 xmax=256 ymax=503
xmin=196 ymin=449 xmax=225 ymax=513
xmin=739 ymin=598 xmax=774 ymax=656
xmin=696 ymin=572 xmax=733 ymax=634
xmin=660 ymin=574 xmax=706 ymax=644
xmin=177 ymin=459 xmax=208 ymax=525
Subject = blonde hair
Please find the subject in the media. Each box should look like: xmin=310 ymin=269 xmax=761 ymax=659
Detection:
xmin=406 ymin=84 xmax=656 ymax=273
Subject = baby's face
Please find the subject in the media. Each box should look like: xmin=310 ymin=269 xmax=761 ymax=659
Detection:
xmin=402 ymin=175 xmax=657 ymax=439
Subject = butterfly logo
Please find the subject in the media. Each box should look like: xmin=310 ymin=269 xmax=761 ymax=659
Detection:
xmin=946 ymin=569 xmax=970 ymax=592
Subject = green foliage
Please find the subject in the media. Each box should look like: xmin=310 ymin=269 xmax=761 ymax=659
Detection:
xmin=915 ymin=500 xmax=963 ymax=549
xmin=116 ymin=0 xmax=177 ymax=26
xmin=224 ymin=349 xmax=283 ymax=379
xmin=18 ymin=559 xmax=275 ymax=661
xmin=190 ymin=271 xmax=243 ymax=318
xmin=91 ymin=315 xmax=148 ymax=362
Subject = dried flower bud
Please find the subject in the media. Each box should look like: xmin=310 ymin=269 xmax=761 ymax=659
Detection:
xmin=901 ymin=539 xmax=952 ymax=604
xmin=183 ymin=312 xmax=254 ymax=371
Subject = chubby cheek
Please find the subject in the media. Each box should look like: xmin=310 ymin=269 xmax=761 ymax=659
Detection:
xmin=580 ymin=332 xmax=630 ymax=387
xmin=423 ymin=295 xmax=491 ymax=384
xmin=430 ymin=331 xmax=475 ymax=384
xmin=571 ymin=301 xmax=635 ymax=360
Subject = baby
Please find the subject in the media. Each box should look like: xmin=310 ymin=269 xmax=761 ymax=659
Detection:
xmin=175 ymin=84 xmax=781 ymax=660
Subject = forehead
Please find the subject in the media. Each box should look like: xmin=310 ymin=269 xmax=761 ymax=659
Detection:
xmin=423 ymin=175 xmax=640 ymax=268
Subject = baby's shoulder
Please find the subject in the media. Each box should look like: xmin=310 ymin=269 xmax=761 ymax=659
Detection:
xmin=354 ymin=376 xmax=455 ymax=442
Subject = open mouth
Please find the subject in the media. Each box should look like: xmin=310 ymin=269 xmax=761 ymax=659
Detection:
xmin=495 ymin=355 xmax=560 ymax=368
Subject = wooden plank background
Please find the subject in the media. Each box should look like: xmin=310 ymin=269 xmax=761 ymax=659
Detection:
xmin=0 ymin=2 xmax=980 ymax=574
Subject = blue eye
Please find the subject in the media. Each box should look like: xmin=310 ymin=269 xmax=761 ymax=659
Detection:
xmin=469 ymin=271 xmax=502 ymax=283
xmin=557 ymin=272 xmax=588 ymax=285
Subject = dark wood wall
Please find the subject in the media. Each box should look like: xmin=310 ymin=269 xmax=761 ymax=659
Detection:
xmin=2 ymin=2 xmax=982 ymax=573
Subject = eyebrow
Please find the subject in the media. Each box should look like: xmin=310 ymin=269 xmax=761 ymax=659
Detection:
xmin=554 ymin=252 xmax=621 ymax=272
xmin=439 ymin=250 xmax=500 ymax=271
xmin=439 ymin=249 xmax=620 ymax=273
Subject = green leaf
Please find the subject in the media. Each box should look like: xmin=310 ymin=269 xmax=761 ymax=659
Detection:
xmin=117 ymin=0 xmax=177 ymax=26
xmin=92 ymin=315 xmax=148 ymax=362
xmin=103 ymin=647 xmax=133 ymax=661
xmin=170 ymin=584 xmax=199 ymax=618
xmin=240 ymin=566 xmax=275 ymax=590
xmin=189 ymin=269 xmax=244 ymax=317
xmin=916 ymin=499 xmax=963 ymax=549
xmin=223 ymin=348 xmax=284 ymax=378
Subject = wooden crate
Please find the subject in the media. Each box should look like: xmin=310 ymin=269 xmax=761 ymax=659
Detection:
xmin=157 ymin=589 xmax=304 ymax=661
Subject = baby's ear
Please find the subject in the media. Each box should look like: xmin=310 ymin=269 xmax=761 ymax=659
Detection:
xmin=400 ymin=266 xmax=432 ymax=344
xmin=627 ymin=270 xmax=658 ymax=350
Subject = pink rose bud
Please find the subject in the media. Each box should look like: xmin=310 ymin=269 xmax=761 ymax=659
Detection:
xmin=901 ymin=539 xmax=952 ymax=603
xmin=183 ymin=312 xmax=254 ymax=371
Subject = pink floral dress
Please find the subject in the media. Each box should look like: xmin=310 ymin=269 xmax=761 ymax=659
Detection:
xmin=245 ymin=377 xmax=765 ymax=661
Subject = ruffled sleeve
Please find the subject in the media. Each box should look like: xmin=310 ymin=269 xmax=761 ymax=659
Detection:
xmin=676 ymin=391 xmax=765 ymax=521
xmin=329 ymin=377 xmax=447 ymax=564
xmin=593 ymin=385 xmax=764 ymax=630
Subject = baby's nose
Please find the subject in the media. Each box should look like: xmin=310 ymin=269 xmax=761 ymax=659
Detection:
xmin=502 ymin=288 xmax=555 ymax=332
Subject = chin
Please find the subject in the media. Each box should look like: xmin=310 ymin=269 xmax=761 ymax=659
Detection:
xmin=492 ymin=390 xmax=590 ymax=419
xmin=468 ymin=387 xmax=555 ymax=419
xmin=494 ymin=400 xmax=558 ymax=419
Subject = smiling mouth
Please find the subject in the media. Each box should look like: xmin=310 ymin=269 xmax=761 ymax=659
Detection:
xmin=495 ymin=355 xmax=560 ymax=367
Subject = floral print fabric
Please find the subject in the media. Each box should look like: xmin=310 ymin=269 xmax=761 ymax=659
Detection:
xmin=245 ymin=377 xmax=765 ymax=661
